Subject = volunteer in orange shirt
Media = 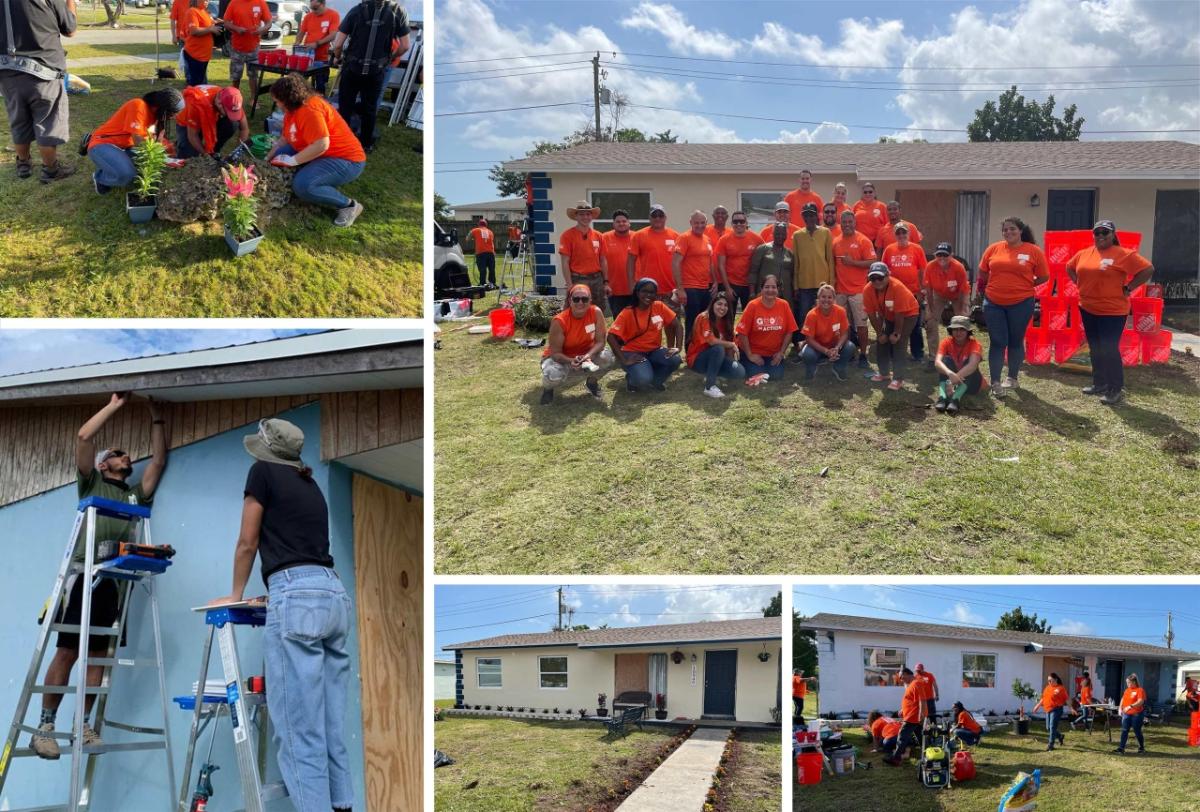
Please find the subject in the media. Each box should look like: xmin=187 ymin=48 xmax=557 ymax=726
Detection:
xmin=467 ymin=218 xmax=496 ymax=288
xmin=830 ymin=182 xmax=850 ymax=219
xmin=506 ymin=221 xmax=523 ymax=258
xmin=606 ymin=278 xmax=683 ymax=393
xmin=757 ymin=200 xmax=799 ymax=243
xmin=863 ymin=263 xmax=920 ymax=391
xmin=1114 ymin=674 xmax=1147 ymax=754
xmin=1066 ymin=219 xmax=1155 ymax=406
xmin=265 ymin=74 xmax=368 ymax=227
xmin=736 ymin=276 xmax=798 ymax=381
xmin=978 ymin=216 xmax=1050 ymax=397
xmin=832 ymin=210 xmax=876 ymax=369
xmin=704 ymin=205 xmax=730 ymax=257
xmin=884 ymin=668 xmax=926 ymax=765
xmin=799 ymin=285 xmax=855 ymax=382
xmin=222 ymin=0 xmax=271 ymax=92
xmin=87 ymin=89 xmax=184 ymax=194
xmin=686 ymin=292 xmax=744 ymax=399
xmin=874 ymin=200 xmax=923 ymax=253
xmin=1182 ymin=675 xmax=1199 ymax=712
xmin=629 ymin=203 xmax=680 ymax=309
xmin=539 ymin=284 xmax=614 ymax=405
xmin=716 ymin=211 xmax=762 ymax=312
xmin=1078 ymin=672 xmax=1096 ymax=730
xmin=950 ymin=701 xmax=983 ymax=746
xmin=914 ymin=663 xmax=940 ymax=721
xmin=175 ymin=85 xmax=249 ymax=158
xmin=792 ymin=669 xmax=814 ymax=718
xmin=559 ymin=200 xmax=608 ymax=314
xmin=297 ymin=0 xmax=341 ymax=94
xmin=934 ymin=316 xmax=984 ymax=414
xmin=924 ymin=242 xmax=971 ymax=358
xmin=784 ymin=169 xmax=823 ymax=226
xmin=821 ymin=202 xmax=842 ymax=241
xmin=881 ymin=223 xmax=929 ymax=362
xmin=673 ymin=210 xmax=717 ymax=340
xmin=181 ymin=0 xmax=222 ymax=86
xmin=866 ymin=710 xmax=902 ymax=753
xmin=852 ymin=182 xmax=888 ymax=245
xmin=603 ymin=209 xmax=636 ymax=316
xmin=1032 ymin=672 xmax=1074 ymax=751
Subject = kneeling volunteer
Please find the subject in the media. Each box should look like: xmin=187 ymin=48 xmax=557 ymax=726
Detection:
xmin=863 ymin=263 xmax=920 ymax=391
xmin=175 ymin=85 xmax=249 ymax=158
xmin=736 ymin=275 xmax=798 ymax=381
xmin=687 ymin=291 xmax=744 ymax=399
xmin=933 ymin=315 xmax=984 ymax=414
xmin=607 ymin=278 xmax=683 ymax=393
xmin=951 ymin=701 xmax=983 ymax=746
xmin=799 ymin=284 xmax=855 ymax=381
xmin=867 ymin=710 xmax=902 ymax=753
xmin=539 ymin=284 xmax=614 ymax=404
xmin=87 ymin=89 xmax=184 ymax=194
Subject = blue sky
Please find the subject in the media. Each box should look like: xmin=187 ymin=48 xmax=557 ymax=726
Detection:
xmin=434 ymin=583 xmax=782 ymax=657
xmin=0 ymin=329 xmax=323 ymax=377
xmin=793 ymin=584 xmax=1200 ymax=653
xmin=435 ymin=0 xmax=1200 ymax=205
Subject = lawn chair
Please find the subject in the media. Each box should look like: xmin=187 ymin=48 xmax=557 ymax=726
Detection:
xmin=1144 ymin=701 xmax=1174 ymax=727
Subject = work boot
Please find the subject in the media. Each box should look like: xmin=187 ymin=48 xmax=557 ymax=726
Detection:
xmin=333 ymin=199 xmax=364 ymax=228
xmin=1081 ymin=384 xmax=1106 ymax=395
xmin=1100 ymin=389 xmax=1124 ymax=406
xmin=40 ymin=161 xmax=77 ymax=184
xmin=81 ymin=723 xmax=103 ymax=748
xmin=585 ymin=379 xmax=602 ymax=400
xmin=31 ymin=723 xmax=60 ymax=759
xmin=15 ymin=157 xmax=32 ymax=179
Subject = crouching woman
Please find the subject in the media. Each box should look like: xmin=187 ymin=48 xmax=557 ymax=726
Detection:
xmin=539 ymin=284 xmax=614 ymax=404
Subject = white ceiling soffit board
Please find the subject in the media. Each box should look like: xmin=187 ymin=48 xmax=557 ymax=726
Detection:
xmin=123 ymin=367 xmax=425 ymax=402
xmin=335 ymin=440 xmax=423 ymax=493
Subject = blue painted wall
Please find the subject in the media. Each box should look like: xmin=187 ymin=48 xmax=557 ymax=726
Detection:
xmin=0 ymin=402 xmax=364 ymax=811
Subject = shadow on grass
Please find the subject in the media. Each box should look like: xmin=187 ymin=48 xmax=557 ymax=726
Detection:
xmin=1111 ymin=400 xmax=1200 ymax=447
xmin=1004 ymin=388 xmax=1100 ymax=440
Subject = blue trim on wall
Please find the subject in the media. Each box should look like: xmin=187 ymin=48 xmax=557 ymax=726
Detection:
xmin=455 ymin=650 xmax=464 ymax=708
xmin=527 ymin=172 xmax=558 ymax=293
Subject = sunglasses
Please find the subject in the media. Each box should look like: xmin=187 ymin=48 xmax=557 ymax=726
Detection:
xmin=571 ymin=296 xmax=590 ymax=303
xmin=1093 ymin=229 xmax=1112 ymax=236
xmin=732 ymin=219 xmax=747 ymax=224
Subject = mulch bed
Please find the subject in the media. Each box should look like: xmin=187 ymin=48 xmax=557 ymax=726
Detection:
xmin=703 ymin=730 xmax=740 ymax=811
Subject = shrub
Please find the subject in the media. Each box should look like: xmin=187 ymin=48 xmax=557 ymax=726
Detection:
xmin=511 ymin=295 xmax=562 ymax=332
xmin=131 ymin=137 xmax=169 ymax=202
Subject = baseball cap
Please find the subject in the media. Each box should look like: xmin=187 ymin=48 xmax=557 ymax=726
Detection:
xmin=650 ymin=202 xmax=666 ymax=215
xmin=893 ymin=222 xmax=909 ymax=233
xmin=867 ymin=262 xmax=889 ymax=280
xmin=1092 ymin=219 xmax=1116 ymax=233
xmin=774 ymin=201 xmax=790 ymax=212
xmin=801 ymin=202 xmax=819 ymax=215
xmin=216 ymin=87 xmax=244 ymax=122
xmin=915 ymin=663 xmax=925 ymax=672
xmin=95 ymin=448 xmax=127 ymax=467
xmin=935 ymin=242 xmax=952 ymax=255
xmin=478 ymin=218 xmax=488 ymax=225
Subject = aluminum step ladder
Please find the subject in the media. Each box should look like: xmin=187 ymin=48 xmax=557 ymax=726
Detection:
xmin=497 ymin=226 xmax=532 ymax=300
xmin=176 ymin=604 xmax=286 ymax=812
xmin=0 ymin=496 xmax=176 ymax=811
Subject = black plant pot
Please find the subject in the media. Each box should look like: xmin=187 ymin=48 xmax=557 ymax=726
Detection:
xmin=655 ymin=710 xmax=667 ymax=720
xmin=596 ymin=708 xmax=608 ymax=717
xmin=1017 ymin=718 xmax=1030 ymax=735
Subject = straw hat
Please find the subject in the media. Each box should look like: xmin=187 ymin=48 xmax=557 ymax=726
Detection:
xmin=566 ymin=200 xmax=601 ymax=219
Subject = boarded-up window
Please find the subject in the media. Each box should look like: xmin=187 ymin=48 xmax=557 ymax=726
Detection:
xmin=477 ymin=658 xmax=502 ymax=688
xmin=539 ymin=656 xmax=569 ymax=689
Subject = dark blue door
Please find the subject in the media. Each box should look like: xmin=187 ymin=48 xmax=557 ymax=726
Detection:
xmin=703 ymin=650 xmax=737 ymax=717
xmin=1046 ymin=189 xmax=1095 ymax=231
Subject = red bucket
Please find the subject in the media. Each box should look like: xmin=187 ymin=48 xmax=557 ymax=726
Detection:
xmin=1039 ymin=296 xmax=1070 ymax=330
xmin=1190 ymin=726 xmax=1200 ymax=748
xmin=1024 ymin=326 xmax=1053 ymax=365
xmin=1119 ymin=330 xmax=1142 ymax=366
xmin=1052 ymin=327 xmax=1083 ymax=364
xmin=1129 ymin=297 xmax=1163 ymax=334
xmin=797 ymin=752 xmax=823 ymax=785
xmin=1140 ymin=330 xmax=1172 ymax=364
xmin=489 ymin=308 xmax=515 ymax=338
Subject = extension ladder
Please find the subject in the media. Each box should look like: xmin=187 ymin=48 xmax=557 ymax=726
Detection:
xmin=498 ymin=224 xmax=532 ymax=300
xmin=176 ymin=604 xmax=286 ymax=812
xmin=0 ymin=496 xmax=176 ymax=811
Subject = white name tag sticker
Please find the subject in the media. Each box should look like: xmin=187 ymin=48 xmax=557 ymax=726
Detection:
xmin=665 ymin=240 xmax=675 ymax=248
xmin=651 ymin=315 xmax=663 ymax=326
xmin=885 ymin=300 xmax=894 ymax=308
xmin=1100 ymin=258 xmax=1115 ymax=268
xmin=947 ymin=280 xmax=958 ymax=289
xmin=1018 ymin=253 xmax=1030 ymax=263
xmin=592 ymin=241 xmax=599 ymax=249
xmin=584 ymin=324 xmax=595 ymax=333
xmin=832 ymin=323 xmax=841 ymax=332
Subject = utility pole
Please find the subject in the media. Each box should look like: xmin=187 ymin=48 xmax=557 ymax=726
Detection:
xmin=592 ymin=52 xmax=602 ymax=141
xmin=1165 ymin=611 xmax=1175 ymax=649
xmin=556 ymin=586 xmax=565 ymax=631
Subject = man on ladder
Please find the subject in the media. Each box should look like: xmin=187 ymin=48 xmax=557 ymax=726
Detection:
xmin=30 ymin=392 xmax=169 ymax=759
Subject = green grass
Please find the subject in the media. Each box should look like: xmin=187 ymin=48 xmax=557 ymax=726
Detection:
xmin=435 ymin=324 xmax=1200 ymax=574
xmin=66 ymin=42 xmax=163 ymax=61
xmin=722 ymin=730 xmax=782 ymax=812
xmin=435 ymin=698 xmax=455 ymax=709
xmin=74 ymin=5 xmax=160 ymax=29
xmin=434 ymin=716 xmax=675 ymax=811
xmin=0 ymin=60 xmax=422 ymax=316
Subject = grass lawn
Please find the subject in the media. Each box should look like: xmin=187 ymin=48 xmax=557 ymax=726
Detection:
xmin=795 ymin=720 xmax=1200 ymax=811
xmin=434 ymin=324 xmax=1200 ymax=574
xmin=434 ymin=716 xmax=675 ymax=811
xmin=435 ymin=698 xmax=455 ymax=709
xmin=721 ymin=730 xmax=782 ymax=812
xmin=74 ymin=5 xmax=159 ymax=29
xmin=0 ymin=58 xmax=422 ymax=317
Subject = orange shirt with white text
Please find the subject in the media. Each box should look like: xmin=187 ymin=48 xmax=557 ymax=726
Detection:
xmin=979 ymin=241 xmax=1048 ymax=306
xmin=544 ymin=305 xmax=605 ymax=358
xmin=882 ymin=242 xmax=927 ymax=297
xmin=1067 ymin=245 xmax=1152 ymax=317
xmin=736 ymin=297 xmax=798 ymax=357
xmin=802 ymin=304 xmax=850 ymax=348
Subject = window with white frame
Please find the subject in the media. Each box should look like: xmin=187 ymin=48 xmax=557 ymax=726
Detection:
xmin=739 ymin=190 xmax=789 ymax=231
xmin=476 ymin=657 xmax=502 ymax=689
xmin=539 ymin=655 xmax=569 ymax=689
xmin=590 ymin=190 xmax=651 ymax=233
xmin=962 ymin=653 xmax=997 ymax=689
xmin=863 ymin=646 xmax=908 ymax=687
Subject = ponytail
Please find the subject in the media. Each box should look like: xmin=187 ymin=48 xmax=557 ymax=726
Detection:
xmin=1003 ymin=216 xmax=1037 ymax=246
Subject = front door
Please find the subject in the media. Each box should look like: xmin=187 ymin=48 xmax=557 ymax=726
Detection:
xmin=1144 ymin=661 xmax=1161 ymax=702
xmin=1103 ymin=660 xmax=1125 ymax=704
xmin=1046 ymin=189 xmax=1096 ymax=231
xmin=703 ymin=650 xmax=738 ymax=718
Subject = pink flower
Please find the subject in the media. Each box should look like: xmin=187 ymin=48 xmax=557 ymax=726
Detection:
xmin=221 ymin=164 xmax=257 ymax=199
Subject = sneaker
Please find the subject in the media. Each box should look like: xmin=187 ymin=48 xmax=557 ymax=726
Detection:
xmin=703 ymin=385 xmax=724 ymax=399
xmin=870 ymin=374 xmax=886 ymax=383
xmin=991 ymin=384 xmax=1007 ymax=399
xmin=40 ymin=161 xmax=77 ymax=184
xmin=81 ymin=724 xmax=102 ymax=748
xmin=15 ymin=158 xmax=32 ymax=179
xmin=946 ymin=400 xmax=960 ymax=415
xmin=31 ymin=723 xmax=60 ymax=759
xmin=887 ymin=379 xmax=903 ymax=391
xmin=539 ymin=389 xmax=554 ymax=405
xmin=1101 ymin=389 xmax=1124 ymax=406
xmin=93 ymin=173 xmax=111 ymax=195
xmin=584 ymin=379 xmax=601 ymax=400
xmin=580 ymin=360 xmax=600 ymax=373
xmin=934 ymin=397 xmax=949 ymax=412
xmin=1001 ymin=376 xmax=1019 ymax=390
xmin=831 ymin=366 xmax=846 ymax=381
xmin=333 ymin=199 xmax=364 ymax=227
xmin=1136 ymin=747 xmax=1145 ymax=754
xmin=1112 ymin=748 xmax=1125 ymax=754
xmin=857 ymin=355 xmax=871 ymax=369
xmin=1082 ymin=384 xmax=1106 ymax=396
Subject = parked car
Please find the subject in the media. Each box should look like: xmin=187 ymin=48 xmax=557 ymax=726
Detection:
xmin=206 ymin=0 xmax=284 ymax=54
xmin=434 ymin=222 xmax=485 ymax=301
xmin=266 ymin=0 xmax=306 ymax=37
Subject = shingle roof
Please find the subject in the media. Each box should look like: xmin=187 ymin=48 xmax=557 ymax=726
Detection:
xmin=450 ymin=197 xmax=525 ymax=211
xmin=445 ymin=617 xmax=781 ymax=651
xmin=801 ymin=613 xmax=1197 ymax=660
xmin=503 ymin=140 xmax=1200 ymax=180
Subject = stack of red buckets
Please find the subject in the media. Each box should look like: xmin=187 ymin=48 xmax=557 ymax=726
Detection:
xmin=1190 ymin=709 xmax=1200 ymax=748
xmin=1025 ymin=230 xmax=1172 ymax=368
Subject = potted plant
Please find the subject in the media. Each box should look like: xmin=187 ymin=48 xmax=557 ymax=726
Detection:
xmin=1012 ymin=678 xmax=1036 ymax=735
xmin=654 ymin=693 xmax=668 ymax=720
xmin=596 ymin=692 xmax=608 ymax=717
xmin=220 ymin=163 xmax=264 ymax=256
xmin=671 ymin=650 xmax=685 ymax=665
xmin=127 ymin=137 xmax=167 ymax=223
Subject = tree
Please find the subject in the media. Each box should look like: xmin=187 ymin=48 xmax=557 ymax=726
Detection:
xmin=997 ymin=606 xmax=1052 ymax=634
xmin=433 ymin=193 xmax=451 ymax=224
xmin=762 ymin=594 xmax=817 ymax=675
xmin=967 ymin=86 xmax=1084 ymax=142
xmin=101 ymin=0 xmax=126 ymax=27
xmin=652 ymin=129 xmax=679 ymax=143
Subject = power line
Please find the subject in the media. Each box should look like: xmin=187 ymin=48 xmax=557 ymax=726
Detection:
xmin=436 ymin=101 xmax=590 ymax=117
xmin=436 ymin=62 xmax=592 ymax=83
xmin=437 ymin=49 xmax=595 ymax=65
xmin=436 ymin=613 xmax=557 ymax=634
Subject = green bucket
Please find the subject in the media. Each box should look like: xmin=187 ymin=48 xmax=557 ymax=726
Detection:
xmin=248 ymin=134 xmax=275 ymax=159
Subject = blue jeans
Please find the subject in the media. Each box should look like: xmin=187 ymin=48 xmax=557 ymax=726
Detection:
xmin=910 ymin=303 xmax=926 ymax=360
xmin=1080 ymin=308 xmax=1126 ymax=393
xmin=730 ymin=284 xmax=750 ymax=313
xmin=182 ymin=51 xmax=208 ymax=86
xmin=983 ymin=296 xmax=1036 ymax=383
xmin=684 ymin=287 xmax=711 ymax=341
xmin=88 ymin=143 xmax=135 ymax=190
xmin=623 ymin=347 xmax=681 ymax=391
xmin=689 ymin=344 xmax=745 ymax=388
xmin=1118 ymin=711 xmax=1144 ymax=751
xmin=953 ymin=728 xmax=981 ymax=746
xmin=175 ymin=116 xmax=237 ymax=158
xmin=1046 ymin=706 xmax=1064 ymax=748
xmin=275 ymin=144 xmax=365 ymax=210
xmin=265 ymin=566 xmax=353 ymax=812
xmin=793 ymin=288 xmax=818 ymax=345
xmin=743 ymin=356 xmax=786 ymax=380
xmin=800 ymin=341 xmax=856 ymax=378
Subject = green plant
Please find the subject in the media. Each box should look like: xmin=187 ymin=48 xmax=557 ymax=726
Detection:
xmin=1012 ymin=678 xmax=1036 ymax=717
xmin=131 ymin=137 xmax=168 ymax=201
xmin=221 ymin=163 xmax=260 ymax=241
xmin=510 ymin=294 xmax=563 ymax=332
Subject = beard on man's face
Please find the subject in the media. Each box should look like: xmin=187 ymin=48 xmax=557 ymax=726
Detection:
xmin=105 ymin=462 xmax=133 ymax=477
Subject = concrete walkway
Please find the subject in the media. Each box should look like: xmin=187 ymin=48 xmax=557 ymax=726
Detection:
xmin=65 ymin=28 xmax=160 ymax=45
xmin=616 ymin=727 xmax=727 ymax=812
xmin=1166 ymin=326 xmax=1199 ymax=355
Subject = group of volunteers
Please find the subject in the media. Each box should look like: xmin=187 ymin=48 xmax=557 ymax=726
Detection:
xmin=534 ymin=172 xmax=1155 ymax=408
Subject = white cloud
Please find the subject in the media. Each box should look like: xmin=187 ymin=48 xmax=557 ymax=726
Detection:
xmin=604 ymin=604 xmax=641 ymax=626
xmin=621 ymin=3 xmax=738 ymax=58
xmin=945 ymin=601 xmax=986 ymax=626
xmin=868 ymin=587 xmax=900 ymax=610
xmin=1056 ymin=619 xmax=1094 ymax=636
xmin=656 ymin=586 xmax=778 ymax=625
xmin=769 ymin=122 xmax=853 ymax=144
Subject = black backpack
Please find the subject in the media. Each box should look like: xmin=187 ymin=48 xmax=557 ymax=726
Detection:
xmin=342 ymin=0 xmax=405 ymax=75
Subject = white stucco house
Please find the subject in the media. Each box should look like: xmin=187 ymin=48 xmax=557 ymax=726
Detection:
xmin=801 ymin=613 xmax=1197 ymax=716
xmin=444 ymin=618 xmax=782 ymax=724
xmin=434 ymin=659 xmax=456 ymax=701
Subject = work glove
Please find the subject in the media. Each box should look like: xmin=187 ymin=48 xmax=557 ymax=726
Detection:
xmin=271 ymin=154 xmax=298 ymax=167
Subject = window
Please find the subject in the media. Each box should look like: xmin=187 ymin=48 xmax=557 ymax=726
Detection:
xmin=863 ymin=646 xmax=908 ymax=687
xmin=962 ymin=653 xmax=997 ymax=689
xmin=739 ymin=190 xmax=789 ymax=231
xmin=539 ymin=656 xmax=569 ymax=689
xmin=590 ymin=190 xmax=651 ymax=233
xmin=477 ymin=658 xmax=502 ymax=689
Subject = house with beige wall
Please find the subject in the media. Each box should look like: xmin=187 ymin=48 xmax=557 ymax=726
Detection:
xmin=445 ymin=618 xmax=782 ymax=724
xmin=504 ymin=141 xmax=1198 ymax=302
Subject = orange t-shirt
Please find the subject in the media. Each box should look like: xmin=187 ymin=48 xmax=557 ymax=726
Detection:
xmin=900 ymin=679 xmax=924 ymax=724
xmin=176 ymin=84 xmax=221 ymax=152
xmin=832 ymin=231 xmax=876 ymax=295
xmin=716 ymin=231 xmax=763 ymax=287
xmin=558 ymin=226 xmax=603 ymax=276
xmin=912 ymin=673 xmax=935 ymax=701
xmin=89 ymin=99 xmax=156 ymax=150
xmin=758 ymin=221 xmax=799 ymax=243
xmin=880 ymin=719 xmax=902 ymax=740
xmin=956 ymin=710 xmax=981 ymax=733
xmin=469 ymin=227 xmax=495 ymax=255
xmin=979 ymin=241 xmax=1049 ymax=306
xmin=1041 ymin=684 xmax=1068 ymax=711
xmin=875 ymin=220 xmax=923 ymax=252
xmin=608 ymin=300 xmax=676 ymax=354
xmin=802 ymin=304 xmax=850 ymax=348
xmin=937 ymin=336 xmax=982 ymax=369
xmin=687 ymin=311 xmax=730 ymax=368
xmin=785 ymin=189 xmax=824 ymax=225
xmin=1120 ymin=686 xmax=1146 ymax=715
xmin=925 ymin=257 xmax=969 ymax=299
xmin=1080 ymin=684 xmax=1094 ymax=705
xmin=853 ymin=199 xmax=888 ymax=242
xmin=736 ymin=297 xmax=798 ymax=357
xmin=283 ymin=95 xmax=366 ymax=162
xmin=601 ymin=230 xmax=634 ymax=296
xmin=169 ymin=0 xmax=190 ymax=33
xmin=675 ymin=231 xmax=714 ymax=289
xmin=792 ymin=674 xmax=807 ymax=699
xmin=826 ymin=224 xmax=842 ymax=242
xmin=544 ymin=306 xmax=604 ymax=359
xmin=831 ymin=200 xmax=850 ymax=219
xmin=881 ymin=243 xmax=927 ymax=297
xmin=703 ymin=225 xmax=730 ymax=254
xmin=298 ymin=8 xmax=340 ymax=61
xmin=863 ymin=278 xmax=920 ymax=320
xmin=629 ymin=227 xmax=679 ymax=293
xmin=183 ymin=6 xmax=215 ymax=62
xmin=224 ymin=0 xmax=271 ymax=53
xmin=1067 ymin=245 xmax=1152 ymax=317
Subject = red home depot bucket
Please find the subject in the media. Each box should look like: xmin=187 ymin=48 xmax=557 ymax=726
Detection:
xmin=1140 ymin=330 xmax=1172 ymax=364
xmin=1024 ymin=327 xmax=1053 ymax=365
xmin=797 ymin=752 xmax=823 ymax=785
xmin=1119 ymin=330 xmax=1142 ymax=366
xmin=1039 ymin=296 xmax=1069 ymax=331
xmin=489 ymin=307 xmax=515 ymax=338
xmin=1129 ymin=297 xmax=1163 ymax=334
xmin=1052 ymin=327 xmax=1083 ymax=364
